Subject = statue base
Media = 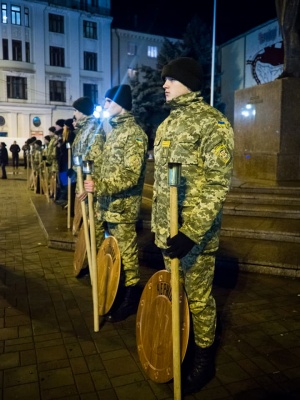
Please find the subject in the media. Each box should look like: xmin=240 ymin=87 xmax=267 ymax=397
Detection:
xmin=233 ymin=78 xmax=300 ymax=182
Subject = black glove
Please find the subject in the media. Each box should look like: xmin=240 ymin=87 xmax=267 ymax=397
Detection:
xmin=67 ymin=168 xmax=76 ymax=178
xmin=42 ymin=155 xmax=47 ymax=161
xmin=165 ymin=232 xmax=196 ymax=259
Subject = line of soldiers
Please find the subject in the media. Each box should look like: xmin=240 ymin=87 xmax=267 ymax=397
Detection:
xmin=24 ymin=55 xmax=235 ymax=397
xmin=25 ymin=118 xmax=76 ymax=214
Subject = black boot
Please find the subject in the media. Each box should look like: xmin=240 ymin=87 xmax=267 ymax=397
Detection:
xmin=105 ymin=285 xmax=142 ymax=323
xmin=182 ymin=344 xmax=215 ymax=395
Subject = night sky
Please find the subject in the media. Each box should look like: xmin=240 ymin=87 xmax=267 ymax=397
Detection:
xmin=110 ymin=0 xmax=278 ymax=45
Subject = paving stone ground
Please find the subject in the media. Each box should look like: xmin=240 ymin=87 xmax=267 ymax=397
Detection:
xmin=0 ymin=166 xmax=299 ymax=400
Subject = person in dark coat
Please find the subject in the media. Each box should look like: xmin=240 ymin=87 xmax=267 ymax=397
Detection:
xmin=9 ymin=140 xmax=21 ymax=174
xmin=0 ymin=142 xmax=9 ymax=179
xmin=56 ymin=119 xmax=76 ymax=211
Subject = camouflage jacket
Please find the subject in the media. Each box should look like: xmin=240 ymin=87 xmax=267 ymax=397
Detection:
xmin=96 ymin=112 xmax=148 ymax=223
xmin=46 ymin=136 xmax=58 ymax=172
xmin=33 ymin=147 xmax=42 ymax=171
xmin=151 ymin=91 xmax=234 ymax=251
xmin=84 ymin=127 xmax=106 ymax=183
xmin=72 ymin=115 xmax=101 ymax=160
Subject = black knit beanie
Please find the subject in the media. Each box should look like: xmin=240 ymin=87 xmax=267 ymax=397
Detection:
xmin=55 ymin=119 xmax=65 ymax=128
xmin=48 ymin=126 xmax=56 ymax=134
xmin=72 ymin=96 xmax=94 ymax=116
xmin=105 ymin=85 xmax=132 ymax=111
xmin=27 ymin=136 xmax=37 ymax=145
xmin=161 ymin=57 xmax=203 ymax=92
xmin=64 ymin=118 xmax=74 ymax=129
xmin=44 ymin=135 xmax=51 ymax=143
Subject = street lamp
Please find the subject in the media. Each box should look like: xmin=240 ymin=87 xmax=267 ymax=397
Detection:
xmin=210 ymin=0 xmax=217 ymax=106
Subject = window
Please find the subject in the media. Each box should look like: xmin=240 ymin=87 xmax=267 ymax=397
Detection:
xmin=83 ymin=83 xmax=98 ymax=104
xmin=50 ymin=46 xmax=65 ymax=67
xmin=84 ymin=51 xmax=97 ymax=71
xmin=1 ymin=3 xmax=7 ymax=23
xmin=127 ymin=42 xmax=137 ymax=56
xmin=49 ymin=80 xmax=66 ymax=102
xmin=7 ymin=76 xmax=27 ymax=99
xmin=147 ymin=46 xmax=158 ymax=58
xmin=11 ymin=5 xmax=21 ymax=25
xmin=12 ymin=40 xmax=22 ymax=61
xmin=25 ymin=42 xmax=30 ymax=62
xmin=83 ymin=20 xmax=97 ymax=39
xmin=49 ymin=13 xmax=64 ymax=34
xmin=24 ymin=7 xmax=29 ymax=27
xmin=2 ymin=39 xmax=8 ymax=59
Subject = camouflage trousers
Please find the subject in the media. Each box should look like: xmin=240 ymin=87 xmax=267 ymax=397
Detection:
xmin=162 ymin=251 xmax=216 ymax=348
xmin=96 ymin=220 xmax=140 ymax=287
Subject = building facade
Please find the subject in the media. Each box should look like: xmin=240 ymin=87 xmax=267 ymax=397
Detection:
xmin=0 ymin=0 xmax=179 ymax=152
xmin=111 ymin=28 xmax=178 ymax=86
xmin=0 ymin=0 xmax=112 ymax=148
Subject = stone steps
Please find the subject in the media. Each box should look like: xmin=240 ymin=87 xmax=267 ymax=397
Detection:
xmin=140 ymin=177 xmax=300 ymax=276
xmin=221 ymin=215 xmax=300 ymax=242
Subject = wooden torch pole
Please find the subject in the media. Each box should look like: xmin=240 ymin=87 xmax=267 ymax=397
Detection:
xmin=82 ymin=160 xmax=99 ymax=332
xmin=168 ymin=162 xmax=182 ymax=400
xmin=67 ymin=143 xmax=71 ymax=229
xmin=73 ymin=156 xmax=92 ymax=281
xmin=26 ymin=149 xmax=30 ymax=188
xmin=38 ymin=150 xmax=42 ymax=195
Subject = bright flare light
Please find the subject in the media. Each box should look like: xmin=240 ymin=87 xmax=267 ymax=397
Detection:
xmin=102 ymin=110 xmax=110 ymax=119
xmin=241 ymin=110 xmax=250 ymax=117
xmin=93 ymin=105 xmax=102 ymax=119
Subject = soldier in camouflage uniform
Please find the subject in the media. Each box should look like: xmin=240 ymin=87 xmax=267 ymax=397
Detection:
xmin=69 ymin=96 xmax=105 ymax=267
xmin=152 ymin=57 xmax=234 ymax=395
xmin=32 ymin=139 xmax=43 ymax=193
xmin=69 ymin=96 xmax=104 ymax=181
xmin=27 ymin=136 xmax=37 ymax=189
xmin=45 ymin=125 xmax=60 ymax=199
xmin=84 ymin=85 xmax=148 ymax=323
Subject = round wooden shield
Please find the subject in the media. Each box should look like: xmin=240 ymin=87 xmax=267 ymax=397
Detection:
xmin=72 ymin=196 xmax=82 ymax=236
xmin=97 ymin=236 xmax=121 ymax=316
xmin=136 ymin=270 xmax=190 ymax=383
xmin=73 ymin=224 xmax=87 ymax=276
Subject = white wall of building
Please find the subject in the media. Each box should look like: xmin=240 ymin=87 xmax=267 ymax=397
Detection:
xmin=0 ymin=0 xmax=112 ymax=151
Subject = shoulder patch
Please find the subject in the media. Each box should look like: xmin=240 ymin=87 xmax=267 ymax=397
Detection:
xmin=213 ymin=144 xmax=230 ymax=164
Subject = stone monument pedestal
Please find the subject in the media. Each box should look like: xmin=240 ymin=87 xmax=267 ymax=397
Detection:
xmin=233 ymin=78 xmax=300 ymax=182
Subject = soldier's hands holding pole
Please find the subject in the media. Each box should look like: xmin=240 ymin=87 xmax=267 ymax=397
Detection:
xmin=166 ymin=232 xmax=195 ymax=259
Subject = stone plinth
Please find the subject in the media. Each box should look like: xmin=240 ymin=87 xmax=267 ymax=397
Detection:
xmin=233 ymin=78 xmax=300 ymax=181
